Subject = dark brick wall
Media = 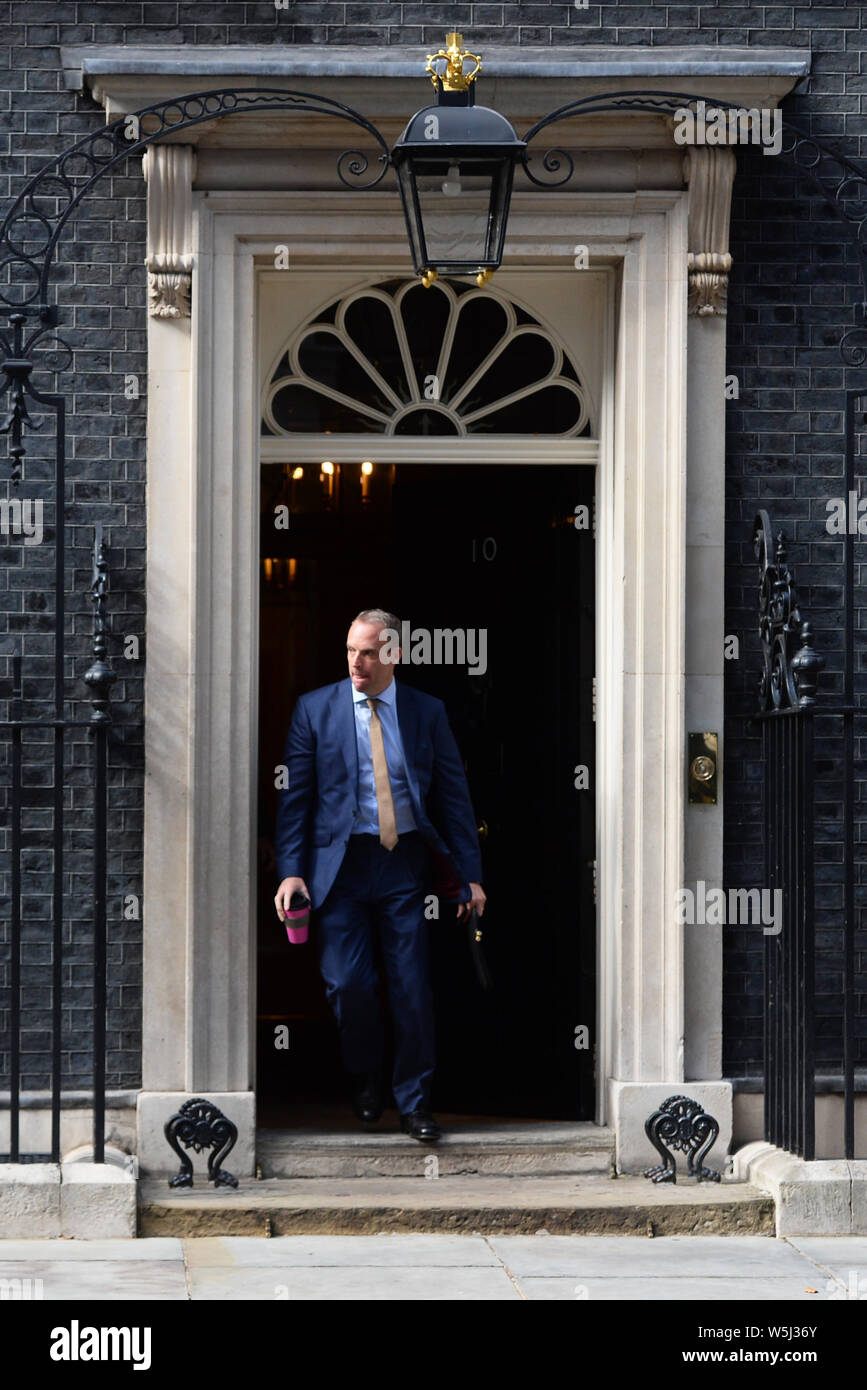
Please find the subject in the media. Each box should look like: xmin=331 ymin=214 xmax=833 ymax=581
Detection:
xmin=725 ymin=131 xmax=866 ymax=1076
xmin=0 ymin=2 xmax=861 ymax=1091
xmin=720 ymin=9 xmax=866 ymax=1080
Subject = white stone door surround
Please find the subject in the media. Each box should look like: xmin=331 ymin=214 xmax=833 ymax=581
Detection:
xmin=134 ymin=179 xmax=735 ymax=1175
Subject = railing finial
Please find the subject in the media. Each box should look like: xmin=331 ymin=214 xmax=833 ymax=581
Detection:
xmin=83 ymin=522 xmax=117 ymax=725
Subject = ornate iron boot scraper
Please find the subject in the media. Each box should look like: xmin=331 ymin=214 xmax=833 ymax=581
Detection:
xmin=164 ymin=1097 xmax=239 ymax=1188
xmin=643 ymin=1094 xmax=721 ymax=1183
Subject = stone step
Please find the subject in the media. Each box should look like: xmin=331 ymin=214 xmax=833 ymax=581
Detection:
xmin=256 ymin=1121 xmax=616 ymax=1179
xmin=139 ymin=1174 xmax=774 ymax=1238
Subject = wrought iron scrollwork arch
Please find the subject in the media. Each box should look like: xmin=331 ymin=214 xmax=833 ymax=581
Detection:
xmin=2 ymin=84 xmax=867 ymax=338
xmin=0 ymin=86 xmax=390 ymax=321
xmin=521 ymin=88 xmax=706 ymax=189
xmin=520 ymin=90 xmax=867 ymax=366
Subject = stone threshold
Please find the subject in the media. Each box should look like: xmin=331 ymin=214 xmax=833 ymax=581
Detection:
xmin=139 ymin=1174 xmax=774 ymax=1238
xmin=256 ymin=1121 xmax=615 ymax=1179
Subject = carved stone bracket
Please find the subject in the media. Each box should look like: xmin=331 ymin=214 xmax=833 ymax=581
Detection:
xmin=143 ymin=144 xmax=196 ymax=318
xmin=683 ymin=147 xmax=736 ymax=318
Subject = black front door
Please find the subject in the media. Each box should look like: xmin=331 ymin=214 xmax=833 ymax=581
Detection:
xmin=256 ymin=461 xmax=596 ymax=1121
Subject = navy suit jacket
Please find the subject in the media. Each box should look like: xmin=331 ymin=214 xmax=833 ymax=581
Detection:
xmin=274 ymin=677 xmax=483 ymax=910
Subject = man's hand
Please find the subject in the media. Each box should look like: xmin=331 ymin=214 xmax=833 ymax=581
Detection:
xmin=457 ymin=882 xmax=486 ymax=921
xmin=275 ymin=876 xmax=311 ymax=922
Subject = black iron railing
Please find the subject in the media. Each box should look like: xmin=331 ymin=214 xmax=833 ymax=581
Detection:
xmin=0 ymin=88 xmax=390 ymax=1167
xmin=0 ymin=513 xmax=118 ymax=1163
xmin=753 ymin=485 xmax=860 ymax=1160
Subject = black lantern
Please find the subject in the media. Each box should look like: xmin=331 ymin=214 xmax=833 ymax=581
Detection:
xmin=391 ymin=33 xmax=526 ymax=288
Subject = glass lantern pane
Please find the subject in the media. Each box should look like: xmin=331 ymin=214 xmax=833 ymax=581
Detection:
xmin=413 ymin=169 xmax=495 ymax=266
xmin=395 ymin=162 xmax=426 ymax=272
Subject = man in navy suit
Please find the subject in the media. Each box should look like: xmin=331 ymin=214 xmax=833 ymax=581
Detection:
xmin=274 ymin=608 xmax=486 ymax=1141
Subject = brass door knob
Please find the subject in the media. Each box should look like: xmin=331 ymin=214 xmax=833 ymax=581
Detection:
xmin=688 ymin=732 xmax=718 ymax=804
xmin=690 ymin=755 xmax=715 ymax=783
xmin=477 ymin=819 xmax=489 ymax=841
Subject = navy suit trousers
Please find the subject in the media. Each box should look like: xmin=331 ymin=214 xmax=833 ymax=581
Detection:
xmin=315 ymin=831 xmax=435 ymax=1115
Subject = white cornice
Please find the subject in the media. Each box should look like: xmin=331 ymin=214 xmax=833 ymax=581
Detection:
xmin=60 ymin=43 xmax=809 ymax=131
xmin=61 ymin=43 xmax=811 ymax=84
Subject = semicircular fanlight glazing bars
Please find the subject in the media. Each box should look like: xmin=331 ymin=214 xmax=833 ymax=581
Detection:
xmin=262 ymin=278 xmax=591 ymax=438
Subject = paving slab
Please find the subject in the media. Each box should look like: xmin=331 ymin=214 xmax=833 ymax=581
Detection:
xmin=785 ymin=1237 xmax=867 ymax=1295
xmin=0 ymin=1238 xmax=182 ymax=1260
xmin=0 ymin=1233 xmax=861 ymax=1301
xmin=787 ymin=1237 xmax=867 ymax=1267
xmin=186 ymin=1263 xmax=520 ymax=1300
xmin=487 ymin=1234 xmax=815 ymax=1278
xmin=0 ymin=1259 xmax=188 ymax=1300
xmin=183 ymin=1234 xmax=500 ymax=1267
xmin=518 ymin=1276 xmax=829 ymax=1302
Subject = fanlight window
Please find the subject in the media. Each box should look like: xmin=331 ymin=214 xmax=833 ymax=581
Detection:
xmin=262 ymin=278 xmax=591 ymax=437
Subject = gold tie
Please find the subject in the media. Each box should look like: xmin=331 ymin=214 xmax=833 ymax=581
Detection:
xmin=366 ymin=698 xmax=398 ymax=850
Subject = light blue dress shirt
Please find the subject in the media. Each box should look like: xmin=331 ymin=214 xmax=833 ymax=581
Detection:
xmin=351 ymin=679 xmax=418 ymax=837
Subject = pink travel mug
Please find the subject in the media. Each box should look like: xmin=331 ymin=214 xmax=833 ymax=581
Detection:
xmin=285 ymin=890 xmax=311 ymax=945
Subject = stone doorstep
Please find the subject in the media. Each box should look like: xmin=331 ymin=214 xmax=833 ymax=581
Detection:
xmin=732 ymin=1142 xmax=867 ymax=1236
xmin=0 ymin=1160 xmax=136 ymax=1240
xmin=255 ymin=1122 xmax=616 ymax=1179
xmin=138 ymin=1175 xmax=774 ymax=1238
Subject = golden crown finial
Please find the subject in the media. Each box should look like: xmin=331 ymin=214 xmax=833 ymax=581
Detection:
xmin=425 ymin=32 xmax=482 ymax=91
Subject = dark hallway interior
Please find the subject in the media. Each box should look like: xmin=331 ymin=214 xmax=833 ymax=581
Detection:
xmin=256 ymin=461 xmax=596 ymax=1125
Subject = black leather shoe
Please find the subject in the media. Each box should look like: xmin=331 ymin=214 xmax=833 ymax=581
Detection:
xmin=350 ymin=1073 xmax=383 ymax=1124
xmin=400 ymin=1109 xmax=441 ymax=1142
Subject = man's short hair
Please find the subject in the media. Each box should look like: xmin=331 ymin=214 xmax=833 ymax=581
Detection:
xmin=352 ymin=608 xmax=400 ymax=634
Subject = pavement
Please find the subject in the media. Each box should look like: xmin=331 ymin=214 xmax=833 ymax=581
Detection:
xmin=1 ymin=1233 xmax=866 ymax=1300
